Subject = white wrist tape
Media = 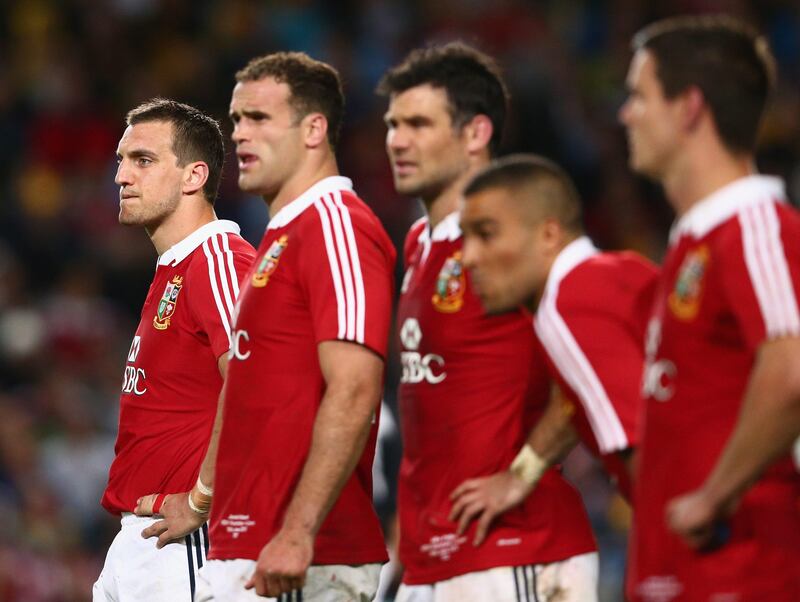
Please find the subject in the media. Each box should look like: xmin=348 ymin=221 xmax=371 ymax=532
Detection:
xmin=510 ymin=444 xmax=547 ymax=487
xmin=196 ymin=477 xmax=214 ymax=497
xmin=188 ymin=492 xmax=210 ymax=515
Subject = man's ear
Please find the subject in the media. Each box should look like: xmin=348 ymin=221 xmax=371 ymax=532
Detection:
xmin=538 ymin=217 xmax=565 ymax=254
xmin=183 ymin=161 xmax=209 ymax=195
xmin=303 ymin=112 xmax=329 ymax=148
xmin=681 ymin=85 xmax=706 ymax=132
xmin=463 ymin=114 xmax=494 ymax=155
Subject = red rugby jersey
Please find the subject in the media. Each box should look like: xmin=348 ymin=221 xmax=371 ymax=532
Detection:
xmin=209 ymin=176 xmax=394 ymax=564
xmin=533 ymin=236 xmax=659 ymax=498
xmin=101 ymin=220 xmax=255 ymax=514
xmin=397 ymin=213 xmax=596 ymax=585
xmin=629 ymin=176 xmax=800 ymax=601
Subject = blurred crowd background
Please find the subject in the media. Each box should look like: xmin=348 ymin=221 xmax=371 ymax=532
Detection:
xmin=0 ymin=0 xmax=798 ymax=600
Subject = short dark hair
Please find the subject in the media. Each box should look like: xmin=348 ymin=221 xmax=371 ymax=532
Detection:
xmin=632 ymin=14 xmax=776 ymax=155
xmin=376 ymin=42 xmax=509 ymax=156
xmin=236 ymin=52 xmax=345 ymax=149
xmin=464 ymin=154 xmax=583 ymax=234
xmin=126 ymin=98 xmax=224 ymax=204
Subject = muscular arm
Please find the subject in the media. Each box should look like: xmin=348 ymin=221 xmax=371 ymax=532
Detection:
xmin=668 ymin=336 xmax=800 ymax=548
xmin=283 ymin=340 xmax=383 ymax=533
xmin=449 ymin=385 xmax=580 ymax=545
xmin=246 ymin=340 xmax=384 ymax=596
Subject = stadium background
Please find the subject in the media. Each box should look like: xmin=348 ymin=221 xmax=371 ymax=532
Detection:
xmin=0 ymin=0 xmax=798 ymax=600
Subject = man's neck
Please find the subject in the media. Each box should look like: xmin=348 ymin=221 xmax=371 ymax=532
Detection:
xmin=266 ymin=155 xmax=339 ymax=219
xmin=148 ymin=200 xmax=217 ymax=257
xmin=424 ymin=159 xmax=489 ymax=230
xmin=662 ymin=144 xmax=755 ymax=218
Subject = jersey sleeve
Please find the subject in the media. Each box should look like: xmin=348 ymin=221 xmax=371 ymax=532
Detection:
xmin=722 ymin=202 xmax=800 ymax=350
xmin=301 ymin=192 xmax=395 ymax=360
xmin=534 ymin=258 xmax=657 ymax=455
xmin=187 ymin=233 xmax=256 ymax=360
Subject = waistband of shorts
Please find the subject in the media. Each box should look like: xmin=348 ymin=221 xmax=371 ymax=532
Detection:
xmin=120 ymin=512 xmax=162 ymax=526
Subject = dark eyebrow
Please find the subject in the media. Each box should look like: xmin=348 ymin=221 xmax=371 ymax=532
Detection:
xmin=383 ymin=113 xmax=434 ymax=127
xmin=117 ymin=148 xmax=159 ymax=161
xmin=230 ymin=109 xmax=270 ymax=122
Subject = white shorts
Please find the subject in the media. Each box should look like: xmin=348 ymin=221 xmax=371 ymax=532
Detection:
xmin=195 ymin=558 xmax=382 ymax=602
xmin=93 ymin=513 xmax=209 ymax=602
xmin=395 ymin=552 xmax=599 ymax=602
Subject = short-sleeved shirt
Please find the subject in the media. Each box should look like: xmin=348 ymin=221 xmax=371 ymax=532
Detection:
xmin=629 ymin=176 xmax=800 ymax=601
xmin=102 ymin=220 xmax=255 ymax=514
xmin=397 ymin=213 xmax=596 ymax=585
xmin=209 ymin=176 xmax=394 ymax=565
xmin=534 ymin=236 xmax=659 ymax=498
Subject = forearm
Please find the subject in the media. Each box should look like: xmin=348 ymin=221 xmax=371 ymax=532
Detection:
xmin=281 ymin=384 xmax=378 ymax=536
xmin=701 ymin=338 xmax=800 ymax=509
xmin=526 ymin=387 xmax=579 ymax=465
xmin=198 ymin=387 xmax=226 ymax=488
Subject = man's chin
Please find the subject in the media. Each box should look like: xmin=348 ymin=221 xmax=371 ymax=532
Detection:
xmin=393 ymin=177 xmax=426 ymax=198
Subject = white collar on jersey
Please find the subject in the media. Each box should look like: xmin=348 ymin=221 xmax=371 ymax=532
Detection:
xmin=266 ymin=176 xmax=354 ymax=231
xmin=158 ymin=220 xmax=241 ymax=267
xmin=669 ymin=174 xmax=786 ymax=245
xmin=544 ymin=235 xmax=599 ymax=292
xmin=415 ymin=211 xmax=461 ymax=265
xmin=417 ymin=210 xmax=462 ymax=244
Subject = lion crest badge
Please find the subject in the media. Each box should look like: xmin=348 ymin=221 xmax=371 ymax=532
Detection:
xmin=432 ymin=251 xmax=465 ymax=313
xmin=153 ymin=275 xmax=183 ymax=330
xmin=668 ymin=245 xmax=709 ymax=321
xmin=252 ymin=235 xmax=289 ymax=288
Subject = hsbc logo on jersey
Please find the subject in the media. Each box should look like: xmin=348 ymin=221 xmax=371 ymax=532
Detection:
xmin=400 ymin=318 xmax=446 ymax=384
xmin=122 ymin=367 xmax=147 ymax=395
xmin=230 ymin=329 xmax=251 ymax=361
xmin=127 ymin=336 xmax=142 ymax=362
xmin=121 ymin=335 xmax=147 ymax=395
xmin=641 ymin=318 xmax=676 ymax=402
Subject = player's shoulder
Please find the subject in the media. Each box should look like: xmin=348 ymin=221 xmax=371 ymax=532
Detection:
xmin=297 ymin=188 xmax=383 ymax=233
xmin=559 ymin=250 xmax=657 ymax=304
xmin=183 ymin=225 xmax=253 ymax=276
xmin=587 ymin=250 xmax=658 ymax=280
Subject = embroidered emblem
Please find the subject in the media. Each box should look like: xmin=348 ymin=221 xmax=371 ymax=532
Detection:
xmin=153 ymin=275 xmax=183 ymax=330
xmin=252 ymin=235 xmax=288 ymax=288
xmin=668 ymin=245 xmax=709 ymax=321
xmin=432 ymin=251 xmax=465 ymax=313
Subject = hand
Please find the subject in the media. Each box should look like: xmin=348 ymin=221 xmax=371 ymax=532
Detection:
xmin=245 ymin=527 xmax=314 ymax=597
xmin=666 ymin=488 xmax=734 ymax=551
xmin=449 ymin=471 xmax=534 ymax=546
xmin=135 ymin=492 xmax=207 ymax=548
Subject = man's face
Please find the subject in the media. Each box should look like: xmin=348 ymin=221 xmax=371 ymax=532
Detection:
xmin=115 ymin=120 xmax=183 ymax=228
xmin=619 ymin=50 xmax=683 ymax=179
xmin=229 ymin=77 xmax=305 ymax=197
xmin=461 ymin=187 xmax=548 ymax=314
xmin=384 ymin=84 xmax=471 ymax=199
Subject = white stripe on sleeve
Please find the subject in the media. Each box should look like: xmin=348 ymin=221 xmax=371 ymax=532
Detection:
xmin=210 ymin=234 xmax=236 ymax=319
xmin=220 ymin=233 xmax=241 ymax=298
xmin=739 ymin=202 xmax=800 ymax=338
xmin=321 ymin=193 xmax=357 ymax=340
xmin=315 ymin=200 xmax=347 ymax=339
xmin=332 ymin=189 xmax=366 ymax=343
xmin=534 ymin=289 xmax=629 ymax=454
xmin=202 ymin=240 xmax=232 ymax=345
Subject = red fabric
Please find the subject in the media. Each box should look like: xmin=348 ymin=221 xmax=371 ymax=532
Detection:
xmin=101 ymin=224 xmax=255 ymax=514
xmin=396 ymin=217 xmax=596 ymax=585
xmin=629 ymin=179 xmax=800 ymax=601
xmin=209 ymin=179 xmax=394 ymax=565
